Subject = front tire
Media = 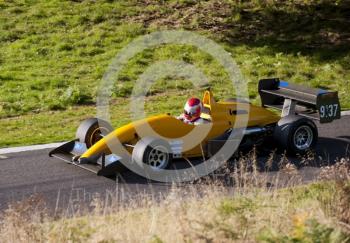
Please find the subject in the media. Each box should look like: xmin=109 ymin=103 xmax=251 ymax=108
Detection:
xmin=274 ymin=115 xmax=318 ymax=155
xmin=76 ymin=118 xmax=113 ymax=148
xmin=132 ymin=137 xmax=172 ymax=171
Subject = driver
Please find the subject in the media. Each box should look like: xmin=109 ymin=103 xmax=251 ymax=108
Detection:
xmin=177 ymin=97 xmax=208 ymax=125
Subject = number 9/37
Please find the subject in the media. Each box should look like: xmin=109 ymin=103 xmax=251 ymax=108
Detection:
xmin=319 ymin=104 xmax=338 ymax=118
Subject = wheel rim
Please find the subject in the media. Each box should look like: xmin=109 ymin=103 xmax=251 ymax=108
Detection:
xmin=89 ymin=126 xmax=109 ymax=147
xmin=147 ymin=145 xmax=169 ymax=170
xmin=293 ymin=125 xmax=313 ymax=150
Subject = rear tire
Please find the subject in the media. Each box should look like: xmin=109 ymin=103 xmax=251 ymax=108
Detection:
xmin=76 ymin=118 xmax=113 ymax=148
xmin=274 ymin=115 xmax=318 ymax=155
xmin=132 ymin=137 xmax=172 ymax=171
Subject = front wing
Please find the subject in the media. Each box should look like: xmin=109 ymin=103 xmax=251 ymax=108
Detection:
xmin=49 ymin=140 xmax=125 ymax=176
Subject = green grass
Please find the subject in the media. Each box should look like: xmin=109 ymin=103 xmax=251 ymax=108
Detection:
xmin=0 ymin=92 xmax=192 ymax=147
xmin=0 ymin=0 xmax=350 ymax=146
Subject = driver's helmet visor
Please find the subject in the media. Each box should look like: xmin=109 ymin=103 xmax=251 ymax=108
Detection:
xmin=184 ymin=108 xmax=200 ymax=120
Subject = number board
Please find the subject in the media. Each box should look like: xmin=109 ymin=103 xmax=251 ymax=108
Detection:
xmin=316 ymin=92 xmax=341 ymax=123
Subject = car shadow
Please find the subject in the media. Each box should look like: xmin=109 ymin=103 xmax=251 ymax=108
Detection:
xmin=111 ymin=136 xmax=350 ymax=185
xmin=337 ymin=136 xmax=350 ymax=141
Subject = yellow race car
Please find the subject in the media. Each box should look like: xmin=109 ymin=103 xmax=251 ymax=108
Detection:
xmin=49 ymin=78 xmax=341 ymax=176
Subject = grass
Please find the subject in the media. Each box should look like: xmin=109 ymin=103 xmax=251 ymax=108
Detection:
xmin=0 ymin=159 xmax=349 ymax=242
xmin=0 ymin=91 xmax=192 ymax=147
xmin=0 ymin=0 xmax=350 ymax=146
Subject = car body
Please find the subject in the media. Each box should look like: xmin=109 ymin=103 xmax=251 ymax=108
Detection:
xmin=50 ymin=78 xmax=341 ymax=176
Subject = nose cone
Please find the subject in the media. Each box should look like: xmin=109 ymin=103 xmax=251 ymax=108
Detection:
xmin=80 ymin=120 xmax=138 ymax=159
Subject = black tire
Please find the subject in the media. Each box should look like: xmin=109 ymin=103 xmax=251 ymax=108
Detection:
xmin=274 ymin=115 xmax=318 ymax=155
xmin=76 ymin=118 xmax=113 ymax=148
xmin=224 ymin=98 xmax=250 ymax=104
xmin=132 ymin=137 xmax=172 ymax=171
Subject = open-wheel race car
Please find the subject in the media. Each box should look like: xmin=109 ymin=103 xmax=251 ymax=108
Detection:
xmin=49 ymin=78 xmax=341 ymax=176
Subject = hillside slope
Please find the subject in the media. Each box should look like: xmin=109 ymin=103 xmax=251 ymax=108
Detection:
xmin=0 ymin=0 xmax=349 ymax=146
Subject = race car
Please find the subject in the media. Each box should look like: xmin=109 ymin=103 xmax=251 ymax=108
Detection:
xmin=49 ymin=78 xmax=341 ymax=176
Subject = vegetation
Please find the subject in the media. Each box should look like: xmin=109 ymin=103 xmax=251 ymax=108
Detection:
xmin=0 ymin=159 xmax=349 ymax=242
xmin=0 ymin=0 xmax=349 ymax=146
xmin=1 ymin=2 xmax=349 ymax=241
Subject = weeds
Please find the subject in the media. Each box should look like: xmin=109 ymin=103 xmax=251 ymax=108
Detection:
xmin=336 ymin=181 xmax=350 ymax=226
xmin=0 ymin=195 xmax=47 ymax=242
xmin=316 ymin=158 xmax=350 ymax=233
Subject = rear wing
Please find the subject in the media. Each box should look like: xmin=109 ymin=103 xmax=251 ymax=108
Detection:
xmin=258 ymin=78 xmax=341 ymax=123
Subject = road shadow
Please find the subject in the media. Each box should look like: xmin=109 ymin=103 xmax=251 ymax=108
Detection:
xmin=113 ymin=136 xmax=350 ymax=185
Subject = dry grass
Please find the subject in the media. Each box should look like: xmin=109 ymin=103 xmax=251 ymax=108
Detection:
xmin=318 ymin=158 xmax=350 ymax=230
xmin=1 ymin=156 xmax=350 ymax=242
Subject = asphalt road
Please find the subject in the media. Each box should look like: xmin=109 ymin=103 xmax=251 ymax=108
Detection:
xmin=0 ymin=116 xmax=349 ymax=213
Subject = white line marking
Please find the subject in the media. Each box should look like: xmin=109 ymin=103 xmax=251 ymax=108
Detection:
xmin=341 ymin=110 xmax=350 ymax=116
xmin=0 ymin=142 xmax=65 ymax=155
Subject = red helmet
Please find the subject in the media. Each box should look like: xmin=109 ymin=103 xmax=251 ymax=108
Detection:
xmin=184 ymin=97 xmax=202 ymax=122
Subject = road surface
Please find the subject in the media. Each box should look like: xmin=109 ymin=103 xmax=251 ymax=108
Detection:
xmin=0 ymin=116 xmax=349 ymax=213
